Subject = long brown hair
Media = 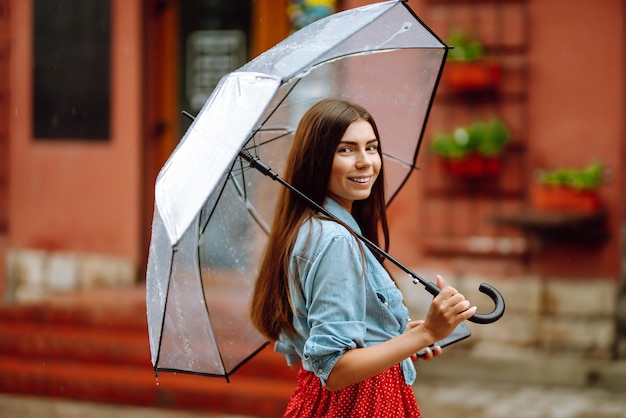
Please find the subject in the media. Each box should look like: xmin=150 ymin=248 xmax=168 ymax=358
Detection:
xmin=249 ymin=98 xmax=390 ymax=340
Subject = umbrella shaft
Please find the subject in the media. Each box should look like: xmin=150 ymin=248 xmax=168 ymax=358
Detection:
xmin=239 ymin=150 xmax=504 ymax=324
xmin=239 ymin=151 xmax=439 ymax=296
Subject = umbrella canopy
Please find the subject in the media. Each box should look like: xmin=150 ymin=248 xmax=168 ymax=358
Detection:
xmin=146 ymin=0 xmax=496 ymax=380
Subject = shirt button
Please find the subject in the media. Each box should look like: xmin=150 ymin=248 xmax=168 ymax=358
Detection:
xmin=317 ymin=369 xmax=323 ymax=374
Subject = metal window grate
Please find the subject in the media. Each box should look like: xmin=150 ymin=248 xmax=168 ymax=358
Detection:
xmin=419 ymin=0 xmax=531 ymax=260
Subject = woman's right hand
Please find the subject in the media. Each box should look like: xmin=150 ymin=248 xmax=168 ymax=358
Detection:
xmin=418 ymin=274 xmax=476 ymax=344
xmin=325 ymin=274 xmax=475 ymax=391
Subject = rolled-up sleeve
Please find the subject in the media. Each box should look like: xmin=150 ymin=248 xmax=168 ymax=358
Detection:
xmin=275 ymin=339 xmax=300 ymax=366
xmin=299 ymin=234 xmax=367 ymax=385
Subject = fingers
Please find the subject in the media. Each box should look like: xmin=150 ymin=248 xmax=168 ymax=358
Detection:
xmin=433 ymin=345 xmax=443 ymax=357
xmin=419 ymin=347 xmax=433 ymax=360
xmin=415 ymin=345 xmax=443 ymax=362
xmin=448 ymin=297 xmax=475 ymax=322
xmin=461 ymin=305 xmax=478 ymax=320
xmin=436 ymin=274 xmax=445 ymax=290
xmin=435 ymin=275 xmax=461 ymax=302
xmin=435 ymin=287 xmax=466 ymax=312
xmin=428 ymin=275 xmax=477 ymax=332
xmin=448 ymin=292 xmax=466 ymax=307
xmin=435 ymin=275 xmax=474 ymax=317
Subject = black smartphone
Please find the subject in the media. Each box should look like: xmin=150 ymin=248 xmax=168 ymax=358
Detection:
xmin=416 ymin=322 xmax=471 ymax=357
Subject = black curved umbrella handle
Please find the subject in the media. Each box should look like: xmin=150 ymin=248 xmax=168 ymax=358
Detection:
xmin=468 ymin=283 xmax=506 ymax=324
xmin=422 ymin=280 xmax=505 ymax=324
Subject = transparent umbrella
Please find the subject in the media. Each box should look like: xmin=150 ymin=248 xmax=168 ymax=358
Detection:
xmin=146 ymin=0 xmax=504 ymax=381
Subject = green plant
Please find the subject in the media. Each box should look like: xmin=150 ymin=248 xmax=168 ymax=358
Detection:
xmin=447 ymin=29 xmax=483 ymax=61
xmin=430 ymin=118 xmax=511 ymax=159
xmin=537 ymin=162 xmax=603 ymax=190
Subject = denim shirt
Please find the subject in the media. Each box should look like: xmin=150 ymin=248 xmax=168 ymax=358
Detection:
xmin=275 ymin=198 xmax=416 ymax=386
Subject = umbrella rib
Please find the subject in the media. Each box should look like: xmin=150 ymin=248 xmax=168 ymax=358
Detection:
xmin=229 ymin=157 xmax=271 ymax=235
xmin=194 ymin=216 xmax=231 ymax=382
xmin=155 ymin=340 xmax=270 ymax=380
xmin=220 ymin=341 xmax=270 ymax=380
xmin=193 ymin=170 xmax=265 ymax=381
xmin=198 ymin=168 xmax=233 ymax=240
xmin=251 ymin=76 xmax=304 ymax=133
xmin=382 ymin=151 xmax=420 ymax=170
xmin=245 ymin=128 xmax=294 ymax=152
xmin=242 ymin=197 xmax=271 ymax=235
xmin=287 ymin=47 xmax=444 ymax=80
xmin=152 ymin=247 xmax=176 ymax=377
xmin=180 ymin=113 xmax=269 ymax=239
xmin=236 ymin=154 xmax=248 ymax=200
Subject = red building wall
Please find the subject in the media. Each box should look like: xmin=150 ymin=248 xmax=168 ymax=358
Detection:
xmin=348 ymin=0 xmax=625 ymax=280
xmin=6 ymin=0 xmax=144 ymax=296
xmin=2 ymin=0 xmax=624 ymax=300
xmin=527 ymin=0 xmax=624 ymax=277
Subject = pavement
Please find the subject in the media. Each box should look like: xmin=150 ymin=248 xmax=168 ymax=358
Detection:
xmin=414 ymin=355 xmax=626 ymax=418
xmin=414 ymin=379 xmax=626 ymax=418
xmin=0 ymin=395 xmax=220 ymax=418
xmin=0 ymin=379 xmax=624 ymax=418
xmin=0 ymin=355 xmax=624 ymax=418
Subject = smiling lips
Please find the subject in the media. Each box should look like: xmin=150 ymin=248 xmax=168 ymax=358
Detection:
xmin=349 ymin=176 xmax=372 ymax=184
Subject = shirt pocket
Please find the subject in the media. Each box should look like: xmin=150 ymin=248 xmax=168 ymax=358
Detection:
xmin=375 ymin=285 xmax=403 ymax=332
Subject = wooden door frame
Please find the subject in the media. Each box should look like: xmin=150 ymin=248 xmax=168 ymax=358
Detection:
xmin=142 ymin=0 xmax=180 ymax=277
xmin=0 ymin=0 xmax=9 ymax=236
xmin=141 ymin=0 xmax=290 ymax=274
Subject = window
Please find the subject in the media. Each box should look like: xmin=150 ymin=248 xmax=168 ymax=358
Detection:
xmin=33 ymin=0 xmax=110 ymax=140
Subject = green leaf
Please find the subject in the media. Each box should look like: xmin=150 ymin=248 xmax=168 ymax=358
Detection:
xmin=538 ymin=162 xmax=603 ymax=190
xmin=447 ymin=29 xmax=483 ymax=61
xmin=430 ymin=117 xmax=511 ymax=158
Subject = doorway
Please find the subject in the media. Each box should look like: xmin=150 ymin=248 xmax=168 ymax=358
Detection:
xmin=141 ymin=0 xmax=254 ymax=273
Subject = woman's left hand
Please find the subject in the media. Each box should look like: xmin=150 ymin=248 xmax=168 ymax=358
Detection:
xmin=406 ymin=320 xmax=443 ymax=362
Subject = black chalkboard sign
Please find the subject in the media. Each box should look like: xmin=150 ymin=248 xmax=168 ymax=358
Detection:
xmin=33 ymin=0 xmax=110 ymax=140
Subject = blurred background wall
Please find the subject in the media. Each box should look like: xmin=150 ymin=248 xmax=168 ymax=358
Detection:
xmin=1 ymin=0 xmax=624 ymax=362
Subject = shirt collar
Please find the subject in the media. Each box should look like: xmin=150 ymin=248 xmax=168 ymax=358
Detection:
xmin=324 ymin=197 xmax=361 ymax=233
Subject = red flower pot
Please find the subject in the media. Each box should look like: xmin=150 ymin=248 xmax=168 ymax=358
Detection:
xmin=530 ymin=184 xmax=600 ymax=213
xmin=444 ymin=61 xmax=502 ymax=92
xmin=442 ymin=154 xmax=501 ymax=178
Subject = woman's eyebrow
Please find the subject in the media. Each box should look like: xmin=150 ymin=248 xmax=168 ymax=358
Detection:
xmin=338 ymin=138 xmax=379 ymax=145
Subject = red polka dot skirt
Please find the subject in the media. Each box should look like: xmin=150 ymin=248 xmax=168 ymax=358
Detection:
xmin=283 ymin=364 xmax=421 ymax=417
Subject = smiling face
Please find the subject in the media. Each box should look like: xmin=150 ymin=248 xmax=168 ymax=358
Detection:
xmin=327 ymin=119 xmax=381 ymax=211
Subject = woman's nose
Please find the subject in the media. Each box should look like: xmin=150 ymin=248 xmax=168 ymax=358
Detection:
xmin=355 ymin=150 xmax=373 ymax=168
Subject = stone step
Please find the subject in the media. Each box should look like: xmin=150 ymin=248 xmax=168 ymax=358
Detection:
xmin=0 ymin=322 xmax=149 ymax=366
xmin=0 ymin=355 xmax=295 ymax=417
xmin=0 ymin=316 xmax=296 ymax=381
xmin=0 ymin=288 xmax=147 ymax=331
xmin=0 ymin=286 xmax=298 ymax=416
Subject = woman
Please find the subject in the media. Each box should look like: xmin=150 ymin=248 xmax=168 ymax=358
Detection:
xmin=250 ymin=99 xmax=476 ymax=417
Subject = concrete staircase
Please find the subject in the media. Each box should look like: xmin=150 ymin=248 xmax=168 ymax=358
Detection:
xmin=0 ymin=286 xmax=297 ymax=417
